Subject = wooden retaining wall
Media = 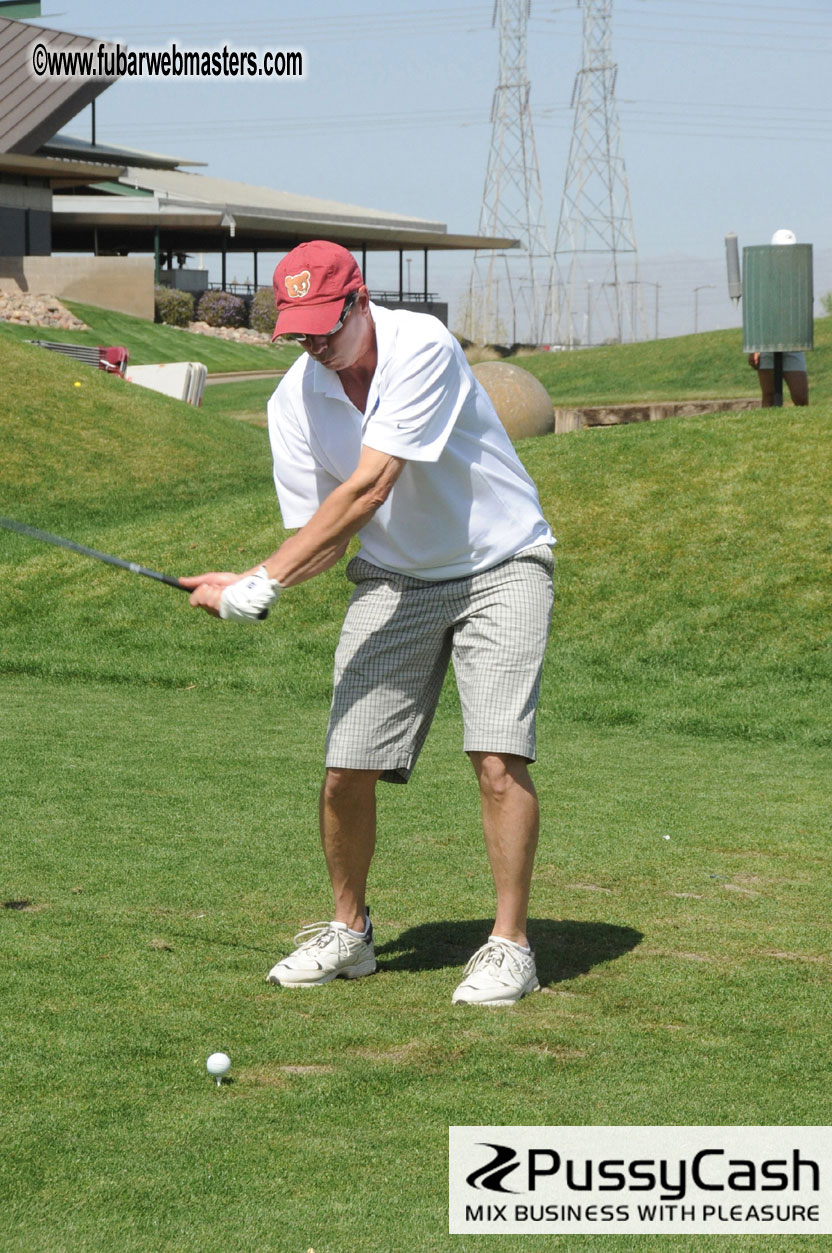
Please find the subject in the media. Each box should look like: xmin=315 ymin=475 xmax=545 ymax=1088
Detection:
xmin=554 ymin=398 xmax=759 ymax=434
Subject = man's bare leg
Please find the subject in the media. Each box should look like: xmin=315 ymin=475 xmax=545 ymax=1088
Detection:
xmin=319 ymin=767 xmax=382 ymax=932
xmin=757 ymin=368 xmax=775 ymax=407
xmin=785 ymin=370 xmax=809 ymax=406
xmin=468 ymin=751 xmax=539 ymax=948
xmin=758 ymin=369 xmax=808 ymax=407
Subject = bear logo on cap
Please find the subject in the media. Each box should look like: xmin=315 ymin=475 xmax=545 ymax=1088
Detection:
xmin=285 ymin=270 xmax=312 ymax=299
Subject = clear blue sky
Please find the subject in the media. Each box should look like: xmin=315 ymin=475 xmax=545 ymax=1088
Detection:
xmin=49 ymin=1 xmax=832 ymax=339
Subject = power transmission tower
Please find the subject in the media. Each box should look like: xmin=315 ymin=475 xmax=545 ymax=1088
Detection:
xmin=462 ymin=0 xmax=550 ymax=346
xmin=552 ymin=0 xmax=647 ymax=346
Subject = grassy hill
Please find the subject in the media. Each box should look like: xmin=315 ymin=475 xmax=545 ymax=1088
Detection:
xmin=0 ymin=299 xmax=300 ymax=372
xmin=1 ymin=327 xmax=829 ymax=742
xmin=2 ymin=323 xmax=831 ymax=1251
xmin=203 ymin=316 xmax=832 ymax=423
xmin=3 ymin=299 xmax=828 ymax=414
xmin=515 ymin=316 xmax=832 ymax=406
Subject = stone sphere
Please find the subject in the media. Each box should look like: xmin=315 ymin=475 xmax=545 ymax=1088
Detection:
xmin=471 ymin=361 xmax=554 ymax=439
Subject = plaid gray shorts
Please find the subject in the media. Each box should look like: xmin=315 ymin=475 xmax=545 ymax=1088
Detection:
xmin=325 ymin=545 xmax=554 ymax=784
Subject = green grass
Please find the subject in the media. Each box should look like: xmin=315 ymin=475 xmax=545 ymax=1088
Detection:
xmin=0 ymin=299 xmax=301 ymax=373
xmin=3 ymin=297 xmax=826 ymax=408
xmin=202 ymin=316 xmax=832 ymax=425
xmin=514 ymin=317 xmax=832 ymax=406
xmin=200 ymin=377 xmax=277 ymax=425
xmin=1 ymin=325 xmax=831 ymax=1251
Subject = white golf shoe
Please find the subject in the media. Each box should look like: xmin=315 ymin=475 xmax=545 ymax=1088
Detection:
xmin=267 ymin=920 xmax=376 ymax=988
xmin=452 ymin=937 xmax=540 ymax=1007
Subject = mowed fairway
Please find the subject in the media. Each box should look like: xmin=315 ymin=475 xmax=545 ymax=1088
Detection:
xmin=1 ymin=328 xmax=831 ymax=1252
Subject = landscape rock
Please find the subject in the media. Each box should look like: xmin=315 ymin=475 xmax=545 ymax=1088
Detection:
xmin=0 ymin=291 xmax=88 ymax=330
xmin=185 ymin=320 xmax=272 ymax=346
xmin=472 ymin=360 xmax=554 ymax=439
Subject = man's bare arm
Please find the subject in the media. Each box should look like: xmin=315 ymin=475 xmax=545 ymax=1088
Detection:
xmin=182 ymin=446 xmax=405 ymax=613
xmin=264 ymin=445 xmax=405 ymax=587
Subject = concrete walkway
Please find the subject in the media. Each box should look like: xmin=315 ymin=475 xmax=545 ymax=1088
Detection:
xmin=205 ymin=370 xmax=286 ymax=385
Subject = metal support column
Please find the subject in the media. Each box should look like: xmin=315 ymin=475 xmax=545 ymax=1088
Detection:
xmin=773 ymin=351 xmax=784 ymax=407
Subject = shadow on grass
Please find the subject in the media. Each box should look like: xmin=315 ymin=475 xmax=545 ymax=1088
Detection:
xmin=375 ymin=918 xmax=642 ymax=987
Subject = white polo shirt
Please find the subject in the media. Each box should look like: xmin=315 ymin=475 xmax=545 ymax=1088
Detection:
xmin=267 ymin=303 xmax=555 ymax=580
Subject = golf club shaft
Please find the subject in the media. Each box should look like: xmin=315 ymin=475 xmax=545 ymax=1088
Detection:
xmin=0 ymin=516 xmax=188 ymax=591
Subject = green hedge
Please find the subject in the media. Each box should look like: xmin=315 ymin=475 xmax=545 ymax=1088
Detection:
xmin=154 ymin=287 xmax=194 ymax=327
xmin=249 ymin=287 xmax=276 ymax=335
xmin=195 ymin=290 xmax=247 ymax=329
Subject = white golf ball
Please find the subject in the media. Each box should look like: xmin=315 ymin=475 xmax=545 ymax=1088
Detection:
xmin=206 ymin=1051 xmax=231 ymax=1078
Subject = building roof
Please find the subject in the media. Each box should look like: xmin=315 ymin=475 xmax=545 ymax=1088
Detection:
xmin=52 ymin=166 xmax=519 ymax=255
xmin=0 ymin=149 xmax=124 ymax=185
xmin=121 ymin=165 xmax=448 ymax=232
xmin=0 ymin=13 xmax=518 ymax=262
xmin=0 ymin=15 xmax=116 ymax=155
xmin=41 ymin=131 xmax=206 ymax=170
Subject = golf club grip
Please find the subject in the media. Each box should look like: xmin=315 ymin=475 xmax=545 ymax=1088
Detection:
xmin=134 ymin=566 xmax=190 ymax=590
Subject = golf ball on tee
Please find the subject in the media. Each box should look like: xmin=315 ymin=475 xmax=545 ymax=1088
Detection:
xmin=206 ymin=1051 xmax=231 ymax=1080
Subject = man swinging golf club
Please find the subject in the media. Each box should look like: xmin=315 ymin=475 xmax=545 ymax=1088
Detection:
xmin=182 ymin=240 xmax=555 ymax=1006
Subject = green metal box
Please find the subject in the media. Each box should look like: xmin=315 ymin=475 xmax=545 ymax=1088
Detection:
xmin=742 ymin=244 xmax=813 ymax=352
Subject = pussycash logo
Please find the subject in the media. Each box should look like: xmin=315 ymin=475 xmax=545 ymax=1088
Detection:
xmin=467 ymin=1145 xmax=522 ymax=1193
xmin=465 ymin=1141 xmax=822 ymax=1202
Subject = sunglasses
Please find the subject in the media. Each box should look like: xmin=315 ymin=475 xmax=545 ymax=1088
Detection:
xmin=279 ymin=291 xmax=359 ymax=343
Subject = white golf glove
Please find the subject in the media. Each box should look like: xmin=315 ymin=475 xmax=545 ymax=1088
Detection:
xmin=219 ymin=566 xmax=282 ymax=622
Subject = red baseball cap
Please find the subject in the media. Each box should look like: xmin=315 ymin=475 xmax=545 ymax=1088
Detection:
xmin=272 ymin=240 xmax=364 ymax=340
